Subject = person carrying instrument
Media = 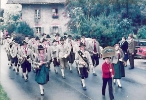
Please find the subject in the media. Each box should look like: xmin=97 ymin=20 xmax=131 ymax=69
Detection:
xmin=102 ymin=47 xmax=115 ymax=100
xmin=34 ymin=45 xmax=50 ymax=96
xmin=18 ymin=40 xmax=31 ymax=82
xmin=75 ymin=42 xmax=93 ymax=90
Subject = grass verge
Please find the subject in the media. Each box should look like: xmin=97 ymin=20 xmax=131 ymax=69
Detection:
xmin=0 ymin=84 xmax=10 ymax=100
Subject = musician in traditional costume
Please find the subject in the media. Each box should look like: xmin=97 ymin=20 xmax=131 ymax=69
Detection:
xmin=55 ymin=33 xmax=60 ymax=45
xmin=18 ymin=40 xmax=31 ymax=82
xmin=57 ymin=37 xmax=70 ymax=79
xmin=66 ymin=35 xmax=75 ymax=73
xmin=88 ymin=36 xmax=101 ymax=76
xmin=51 ymin=39 xmax=60 ymax=74
xmin=46 ymin=34 xmax=51 ymax=46
xmin=102 ymin=47 xmax=115 ymax=100
xmin=75 ymin=42 xmax=93 ymax=90
xmin=112 ymin=43 xmax=125 ymax=88
xmin=10 ymin=39 xmax=19 ymax=73
xmin=4 ymin=35 xmax=12 ymax=68
xmin=74 ymin=36 xmax=82 ymax=76
xmin=34 ymin=45 xmax=49 ymax=96
xmin=42 ymin=38 xmax=52 ymax=71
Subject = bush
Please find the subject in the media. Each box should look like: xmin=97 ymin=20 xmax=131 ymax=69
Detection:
xmin=137 ymin=26 xmax=146 ymax=39
xmin=16 ymin=22 xmax=34 ymax=36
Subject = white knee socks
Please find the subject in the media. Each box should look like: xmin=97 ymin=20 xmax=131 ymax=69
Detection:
xmin=61 ymin=69 xmax=65 ymax=77
xmin=39 ymin=85 xmax=44 ymax=94
xmin=81 ymin=79 xmax=86 ymax=87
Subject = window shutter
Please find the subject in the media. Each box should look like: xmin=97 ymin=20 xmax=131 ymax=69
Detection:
xmin=41 ymin=27 xmax=44 ymax=34
xmin=50 ymin=27 xmax=53 ymax=34
xmin=33 ymin=27 xmax=37 ymax=37
xmin=59 ymin=26 xmax=62 ymax=34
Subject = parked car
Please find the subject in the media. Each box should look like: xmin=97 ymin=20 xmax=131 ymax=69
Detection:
xmin=137 ymin=47 xmax=146 ymax=59
xmin=134 ymin=39 xmax=146 ymax=58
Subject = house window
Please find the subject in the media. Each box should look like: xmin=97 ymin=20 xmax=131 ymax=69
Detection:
xmin=35 ymin=9 xmax=41 ymax=19
xmin=35 ymin=27 xmax=41 ymax=34
xmin=52 ymin=8 xmax=59 ymax=19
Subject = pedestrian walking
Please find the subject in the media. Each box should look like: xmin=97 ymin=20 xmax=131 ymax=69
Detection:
xmin=34 ymin=45 xmax=49 ymax=96
xmin=102 ymin=47 xmax=115 ymax=100
xmin=112 ymin=44 xmax=125 ymax=88
xmin=51 ymin=39 xmax=60 ymax=74
xmin=18 ymin=40 xmax=31 ymax=81
xmin=88 ymin=36 xmax=101 ymax=76
xmin=120 ymin=37 xmax=128 ymax=67
xmin=75 ymin=42 xmax=93 ymax=90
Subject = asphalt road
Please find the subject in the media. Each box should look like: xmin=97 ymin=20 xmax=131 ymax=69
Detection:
xmin=0 ymin=45 xmax=146 ymax=100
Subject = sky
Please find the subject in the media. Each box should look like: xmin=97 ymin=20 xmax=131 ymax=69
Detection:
xmin=1 ymin=0 xmax=8 ymax=9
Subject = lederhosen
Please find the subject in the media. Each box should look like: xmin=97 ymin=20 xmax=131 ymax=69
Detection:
xmin=21 ymin=47 xmax=31 ymax=73
xmin=7 ymin=42 xmax=12 ymax=62
xmin=11 ymin=45 xmax=18 ymax=67
xmin=68 ymin=41 xmax=75 ymax=64
xmin=78 ymin=50 xmax=89 ymax=79
xmin=52 ymin=46 xmax=60 ymax=67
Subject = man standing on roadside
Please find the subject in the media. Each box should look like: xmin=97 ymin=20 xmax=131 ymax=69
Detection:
xmin=127 ymin=34 xmax=135 ymax=70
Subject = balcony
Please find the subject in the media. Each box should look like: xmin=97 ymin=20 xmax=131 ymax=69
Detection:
xmin=52 ymin=13 xmax=59 ymax=19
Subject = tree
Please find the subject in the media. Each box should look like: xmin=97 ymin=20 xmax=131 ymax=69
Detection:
xmin=16 ymin=21 xmax=34 ymax=36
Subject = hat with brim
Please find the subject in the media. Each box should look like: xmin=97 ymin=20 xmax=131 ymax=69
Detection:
xmin=102 ymin=46 xmax=115 ymax=59
xmin=60 ymin=37 xmax=64 ymax=41
xmin=46 ymin=34 xmax=51 ymax=38
xmin=79 ymin=42 xmax=86 ymax=47
xmin=55 ymin=33 xmax=60 ymax=37
xmin=35 ymin=36 xmax=40 ymax=40
xmin=52 ymin=39 xmax=57 ymax=43
xmin=42 ymin=38 xmax=47 ymax=43
xmin=38 ymin=45 xmax=45 ymax=50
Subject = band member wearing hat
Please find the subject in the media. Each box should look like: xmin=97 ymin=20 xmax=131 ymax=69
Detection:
xmin=46 ymin=34 xmax=51 ymax=46
xmin=51 ymin=39 xmax=60 ymax=74
xmin=4 ymin=35 xmax=12 ymax=68
xmin=55 ymin=33 xmax=60 ymax=45
xmin=88 ymin=36 xmax=100 ymax=76
xmin=66 ymin=35 xmax=75 ymax=73
xmin=34 ymin=45 xmax=49 ymax=96
xmin=57 ymin=37 xmax=70 ymax=79
xmin=112 ymin=43 xmax=125 ymax=88
xmin=42 ymin=38 xmax=52 ymax=71
xmin=18 ymin=40 xmax=31 ymax=82
xmin=74 ymin=36 xmax=82 ymax=76
xmin=127 ymin=34 xmax=135 ymax=69
xmin=10 ymin=38 xmax=19 ymax=73
xmin=75 ymin=42 xmax=93 ymax=90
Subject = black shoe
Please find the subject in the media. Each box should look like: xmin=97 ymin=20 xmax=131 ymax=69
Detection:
xmin=26 ymin=74 xmax=28 ymax=78
xmin=9 ymin=66 xmax=11 ymax=69
xmin=70 ymin=70 xmax=72 ymax=73
xmin=25 ymin=79 xmax=28 ymax=82
xmin=41 ymin=93 xmax=44 ymax=96
xmin=16 ymin=72 xmax=19 ymax=75
xmin=62 ymin=76 xmax=65 ymax=79
xmin=102 ymin=95 xmax=105 ymax=98
xmin=13 ymin=69 xmax=15 ymax=71
xmin=54 ymin=70 xmax=58 ymax=74
xmin=129 ymin=67 xmax=134 ymax=70
xmin=118 ymin=85 xmax=122 ymax=88
xmin=114 ymin=82 xmax=116 ymax=85
xmin=83 ymin=86 xmax=86 ymax=90
xmin=17 ymin=68 xmax=19 ymax=72
xmin=22 ymin=75 xmax=24 ymax=78
xmin=93 ymin=73 xmax=97 ymax=76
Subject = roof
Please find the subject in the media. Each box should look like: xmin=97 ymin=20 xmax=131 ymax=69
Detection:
xmin=7 ymin=0 xmax=66 ymax=4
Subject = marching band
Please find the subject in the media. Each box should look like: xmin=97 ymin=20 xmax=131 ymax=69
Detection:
xmin=3 ymin=33 xmax=129 ymax=100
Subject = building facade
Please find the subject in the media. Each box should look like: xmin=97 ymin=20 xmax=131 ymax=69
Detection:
xmin=7 ymin=0 xmax=69 ymax=36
